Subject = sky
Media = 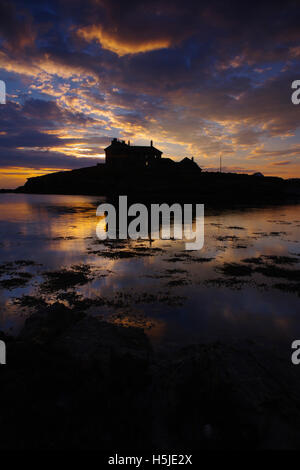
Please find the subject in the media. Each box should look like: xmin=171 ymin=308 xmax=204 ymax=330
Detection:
xmin=0 ymin=0 xmax=300 ymax=188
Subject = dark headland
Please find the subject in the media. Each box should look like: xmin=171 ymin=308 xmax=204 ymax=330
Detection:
xmin=14 ymin=138 xmax=300 ymax=205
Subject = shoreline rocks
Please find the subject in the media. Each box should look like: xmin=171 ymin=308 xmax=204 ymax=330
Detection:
xmin=1 ymin=305 xmax=300 ymax=450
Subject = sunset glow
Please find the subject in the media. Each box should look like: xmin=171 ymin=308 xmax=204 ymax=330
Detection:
xmin=0 ymin=0 xmax=300 ymax=187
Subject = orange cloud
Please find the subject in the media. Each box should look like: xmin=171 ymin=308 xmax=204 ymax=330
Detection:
xmin=77 ymin=25 xmax=171 ymax=56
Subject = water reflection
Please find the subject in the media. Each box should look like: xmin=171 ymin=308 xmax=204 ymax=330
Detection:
xmin=0 ymin=193 xmax=299 ymax=349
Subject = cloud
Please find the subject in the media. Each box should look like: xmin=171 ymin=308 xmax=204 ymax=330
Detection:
xmin=74 ymin=0 xmax=199 ymax=55
xmin=0 ymin=1 xmax=36 ymax=51
xmin=0 ymin=0 xmax=300 ymax=184
xmin=77 ymin=25 xmax=171 ymax=56
xmin=272 ymin=161 xmax=292 ymax=166
xmin=0 ymin=98 xmax=111 ymax=170
xmin=248 ymin=144 xmax=300 ymax=160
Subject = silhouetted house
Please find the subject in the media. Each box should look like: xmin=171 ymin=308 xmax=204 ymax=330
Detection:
xmin=156 ymin=157 xmax=176 ymax=168
xmin=104 ymin=138 xmax=202 ymax=173
xmin=105 ymin=138 xmax=162 ymax=168
xmin=178 ymin=157 xmax=202 ymax=172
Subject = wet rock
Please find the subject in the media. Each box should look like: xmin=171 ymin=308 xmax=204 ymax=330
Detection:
xmin=20 ymin=302 xmax=85 ymax=344
xmin=2 ymin=306 xmax=300 ymax=450
xmin=153 ymin=341 xmax=300 ymax=449
xmin=54 ymin=316 xmax=152 ymax=368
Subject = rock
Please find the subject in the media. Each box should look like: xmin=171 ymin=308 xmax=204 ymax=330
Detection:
xmin=53 ymin=316 xmax=153 ymax=378
xmin=152 ymin=341 xmax=300 ymax=449
xmin=20 ymin=302 xmax=85 ymax=344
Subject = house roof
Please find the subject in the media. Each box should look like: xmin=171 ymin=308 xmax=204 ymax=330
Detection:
xmin=105 ymin=139 xmax=162 ymax=155
xmin=178 ymin=157 xmax=202 ymax=170
xmin=128 ymin=145 xmax=162 ymax=154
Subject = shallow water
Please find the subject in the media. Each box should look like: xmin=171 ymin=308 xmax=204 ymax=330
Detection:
xmin=0 ymin=193 xmax=299 ymax=349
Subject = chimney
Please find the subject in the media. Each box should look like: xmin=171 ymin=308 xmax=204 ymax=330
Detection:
xmin=150 ymin=140 xmax=153 ymax=147
xmin=128 ymin=140 xmax=130 ymax=146
xmin=191 ymin=157 xmax=194 ymax=162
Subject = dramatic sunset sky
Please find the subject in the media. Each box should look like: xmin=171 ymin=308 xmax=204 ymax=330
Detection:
xmin=0 ymin=0 xmax=300 ymax=187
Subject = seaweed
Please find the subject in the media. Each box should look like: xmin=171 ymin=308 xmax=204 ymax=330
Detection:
xmin=262 ymin=255 xmax=299 ymax=265
xmin=255 ymin=265 xmax=300 ymax=281
xmin=273 ymin=283 xmax=300 ymax=296
xmin=217 ymin=262 xmax=253 ymax=277
xmin=166 ymin=278 xmax=191 ymax=287
xmin=0 ymin=277 xmax=31 ymax=289
xmin=204 ymin=277 xmax=247 ymax=289
xmin=40 ymin=265 xmax=93 ymax=292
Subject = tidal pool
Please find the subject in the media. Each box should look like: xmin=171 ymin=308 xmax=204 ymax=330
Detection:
xmin=0 ymin=193 xmax=299 ymax=350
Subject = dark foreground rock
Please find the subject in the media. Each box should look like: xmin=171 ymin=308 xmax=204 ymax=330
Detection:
xmin=1 ymin=303 xmax=300 ymax=450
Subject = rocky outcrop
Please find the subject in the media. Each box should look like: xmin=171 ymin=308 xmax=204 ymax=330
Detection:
xmin=16 ymin=163 xmax=300 ymax=205
xmin=1 ymin=305 xmax=300 ymax=449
